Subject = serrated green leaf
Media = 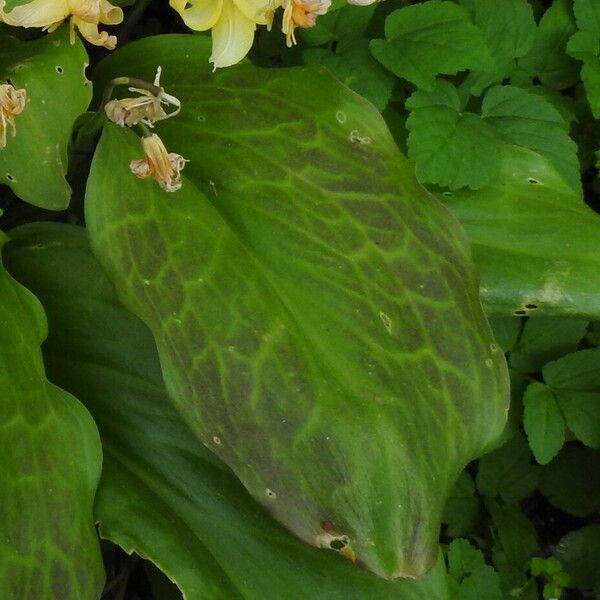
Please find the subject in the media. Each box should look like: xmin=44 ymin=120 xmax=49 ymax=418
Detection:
xmin=522 ymin=382 xmax=565 ymax=464
xmin=509 ymin=317 xmax=588 ymax=373
xmin=447 ymin=539 xmax=487 ymax=580
xmin=441 ymin=146 xmax=600 ymax=318
xmin=554 ymin=389 xmax=600 ymax=448
xmin=464 ymin=0 xmax=536 ymax=95
xmin=580 ymin=56 xmax=600 ymax=118
xmin=476 ymin=432 xmax=539 ymax=502
xmin=555 ymin=525 xmax=600 ymax=591
xmin=573 ymin=0 xmax=600 ymax=32
xmin=481 ymin=85 xmax=581 ymax=193
xmin=4 ymin=222 xmax=452 ymax=600
xmin=543 ymin=347 xmax=600 ymax=390
xmin=0 ymin=230 xmax=103 ymax=598
xmin=406 ymin=80 xmax=500 ymax=189
xmin=539 ymin=446 xmax=600 ymax=517
xmin=0 ymin=27 xmax=91 ymax=209
xmin=87 ymin=34 xmax=509 ymax=580
xmin=519 ymin=0 xmax=579 ymax=89
xmin=370 ymin=1 xmax=493 ymax=90
xmin=459 ymin=566 xmax=503 ymax=600
xmin=303 ymin=39 xmax=395 ymax=110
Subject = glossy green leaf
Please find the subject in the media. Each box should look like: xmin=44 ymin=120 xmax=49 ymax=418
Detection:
xmin=0 ymin=229 xmax=103 ymax=598
xmin=4 ymin=222 xmax=452 ymax=600
xmin=370 ymin=1 xmax=493 ymax=91
xmin=0 ymin=26 xmax=91 ymax=209
xmin=554 ymin=389 xmax=600 ymax=448
xmin=522 ymin=382 xmax=565 ymax=464
xmin=88 ymin=35 xmax=509 ymax=579
xmin=441 ymin=145 xmax=600 ymax=319
xmin=543 ymin=347 xmax=600 ymax=390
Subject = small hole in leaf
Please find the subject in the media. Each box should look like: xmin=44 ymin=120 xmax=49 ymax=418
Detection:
xmin=514 ymin=309 xmax=527 ymax=316
xmin=527 ymin=178 xmax=539 ymax=185
xmin=55 ymin=66 xmax=64 ymax=74
xmin=442 ymin=191 xmax=453 ymax=197
xmin=6 ymin=174 xmax=15 ymax=182
xmin=330 ymin=537 xmax=348 ymax=551
xmin=265 ymin=488 xmax=277 ymax=499
xmin=525 ymin=303 xmax=538 ymax=310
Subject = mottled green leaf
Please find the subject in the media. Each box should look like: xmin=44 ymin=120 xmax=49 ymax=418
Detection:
xmin=481 ymin=85 xmax=581 ymax=193
xmin=441 ymin=146 xmax=600 ymax=318
xmin=370 ymin=1 xmax=493 ymax=90
xmin=538 ymin=446 xmax=600 ymax=517
xmin=405 ymin=80 xmax=500 ymax=190
xmin=522 ymin=383 xmax=565 ymax=464
xmin=0 ymin=230 xmax=103 ymax=598
xmin=0 ymin=26 xmax=91 ymax=209
xmin=4 ymin=222 xmax=452 ymax=600
xmin=88 ymin=35 xmax=509 ymax=579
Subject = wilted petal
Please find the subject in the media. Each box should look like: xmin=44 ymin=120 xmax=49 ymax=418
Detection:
xmin=99 ymin=0 xmax=123 ymax=25
xmin=210 ymin=0 xmax=255 ymax=68
xmin=0 ymin=0 xmax=69 ymax=28
xmin=170 ymin=0 xmax=223 ymax=31
xmin=74 ymin=16 xmax=117 ymax=48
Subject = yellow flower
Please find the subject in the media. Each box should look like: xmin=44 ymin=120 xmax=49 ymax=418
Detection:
xmin=281 ymin=0 xmax=330 ymax=46
xmin=105 ymin=68 xmax=181 ymax=128
xmin=130 ymin=134 xmax=188 ymax=193
xmin=0 ymin=0 xmax=124 ymax=50
xmin=170 ymin=0 xmax=273 ymax=68
xmin=0 ymin=83 xmax=27 ymax=149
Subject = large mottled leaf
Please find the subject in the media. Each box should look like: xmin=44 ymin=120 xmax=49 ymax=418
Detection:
xmin=0 ymin=229 xmax=103 ymax=598
xmin=0 ymin=26 xmax=91 ymax=209
xmin=4 ymin=221 xmax=452 ymax=600
xmin=88 ymin=35 xmax=509 ymax=579
xmin=440 ymin=145 xmax=600 ymax=318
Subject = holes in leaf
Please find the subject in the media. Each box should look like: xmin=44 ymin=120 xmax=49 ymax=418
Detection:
xmin=514 ymin=309 xmax=527 ymax=316
xmin=330 ymin=536 xmax=349 ymax=551
xmin=265 ymin=488 xmax=277 ymax=500
xmin=6 ymin=174 xmax=15 ymax=182
xmin=55 ymin=66 xmax=64 ymax=74
xmin=442 ymin=191 xmax=453 ymax=197
xmin=525 ymin=303 xmax=538 ymax=310
xmin=527 ymin=178 xmax=539 ymax=185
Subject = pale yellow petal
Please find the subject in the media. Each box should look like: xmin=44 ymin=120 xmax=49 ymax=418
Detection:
xmin=169 ymin=0 xmax=223 ymax=31
xmin=1 ymin=0 xmax=69 ymax=28
xmin=210 ymin=0 xmax=255 ymax=68
xmin=73 ymin=16 xmax=116 ymax=48
xmin=99 ymin=0 xmax=123 ymax=25
xmin=233 ymin=0 xmax=272 ymax=25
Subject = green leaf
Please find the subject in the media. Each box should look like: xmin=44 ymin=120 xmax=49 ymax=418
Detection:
xmin=543 ymin=347 xmax=600 ymax=390
xmin=447 ymin=542 xmax=503 ymax=600
xmin=459 ymin=566 xmax=503 ymax=600
xmin=0 ymin=230 xmax=103 ymax=598
xmin=522 ymin=382 xmax=565 ymax=464
xmin=554 ymin=389 xmax=600 ymax=448
xmin=464 ymin=0 xmax=536 ymax=95
xmin=303 ymin=39 xmax=395 ymax=110
xmin=573 ymin=0 xmax=600 ymax=32
xmin=487 ymin=317 xmax=522 ymax=352
xmin=447 ymin=539 xmax=487 ymax=580
xmin=405 ymin=80 xmax=500 ymax=190
xmin=509 ymin=317 xmax=588 ymax=373
xmin=555 ymin=525 xmax=600 ymax=591
xmin=4 ymin=222 xmax=452 ymax=600
xmin=476 ymin=432 xmax=539 ymax=502
xmin=538 ymin=446 xmax=600 ymax=517
xmin=441 ymin=145 xmax=600 ymax=319
xmin=481 ymin=85 xmax=581 ymax=193
xmin=566 ymin=31 xmax=600 ymax=118
xmin=442 ymin=471 xmax=483 ymax=538
xmin=519 ymin=0 xmax=579 ymax=90
xmin=87 ymin=35 xmax=510 ymax=580
xmin=370 ymin=1 xmax=493 ymax=91
xmin=0 ymin=26 xmax=91 ymax=209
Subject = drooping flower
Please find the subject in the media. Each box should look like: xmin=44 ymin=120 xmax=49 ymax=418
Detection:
xmin=169 ymin=0 xmax=273 ymax=68
xmin=105 ymin=67 xmax=181 ymax=128
xmin=0 ymin=83 xmax=27 ymax=149
xmin=281 ymin=0 xmax=330 ymax=46
xmin=130 ymin=134 xmax=188 ymax=193
xmin=0 ymin=0 xmax=124 ymax=50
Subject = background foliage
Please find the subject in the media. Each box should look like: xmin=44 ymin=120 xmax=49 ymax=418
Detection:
xmin=1 ymin=0 xmax=600 ymax=598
